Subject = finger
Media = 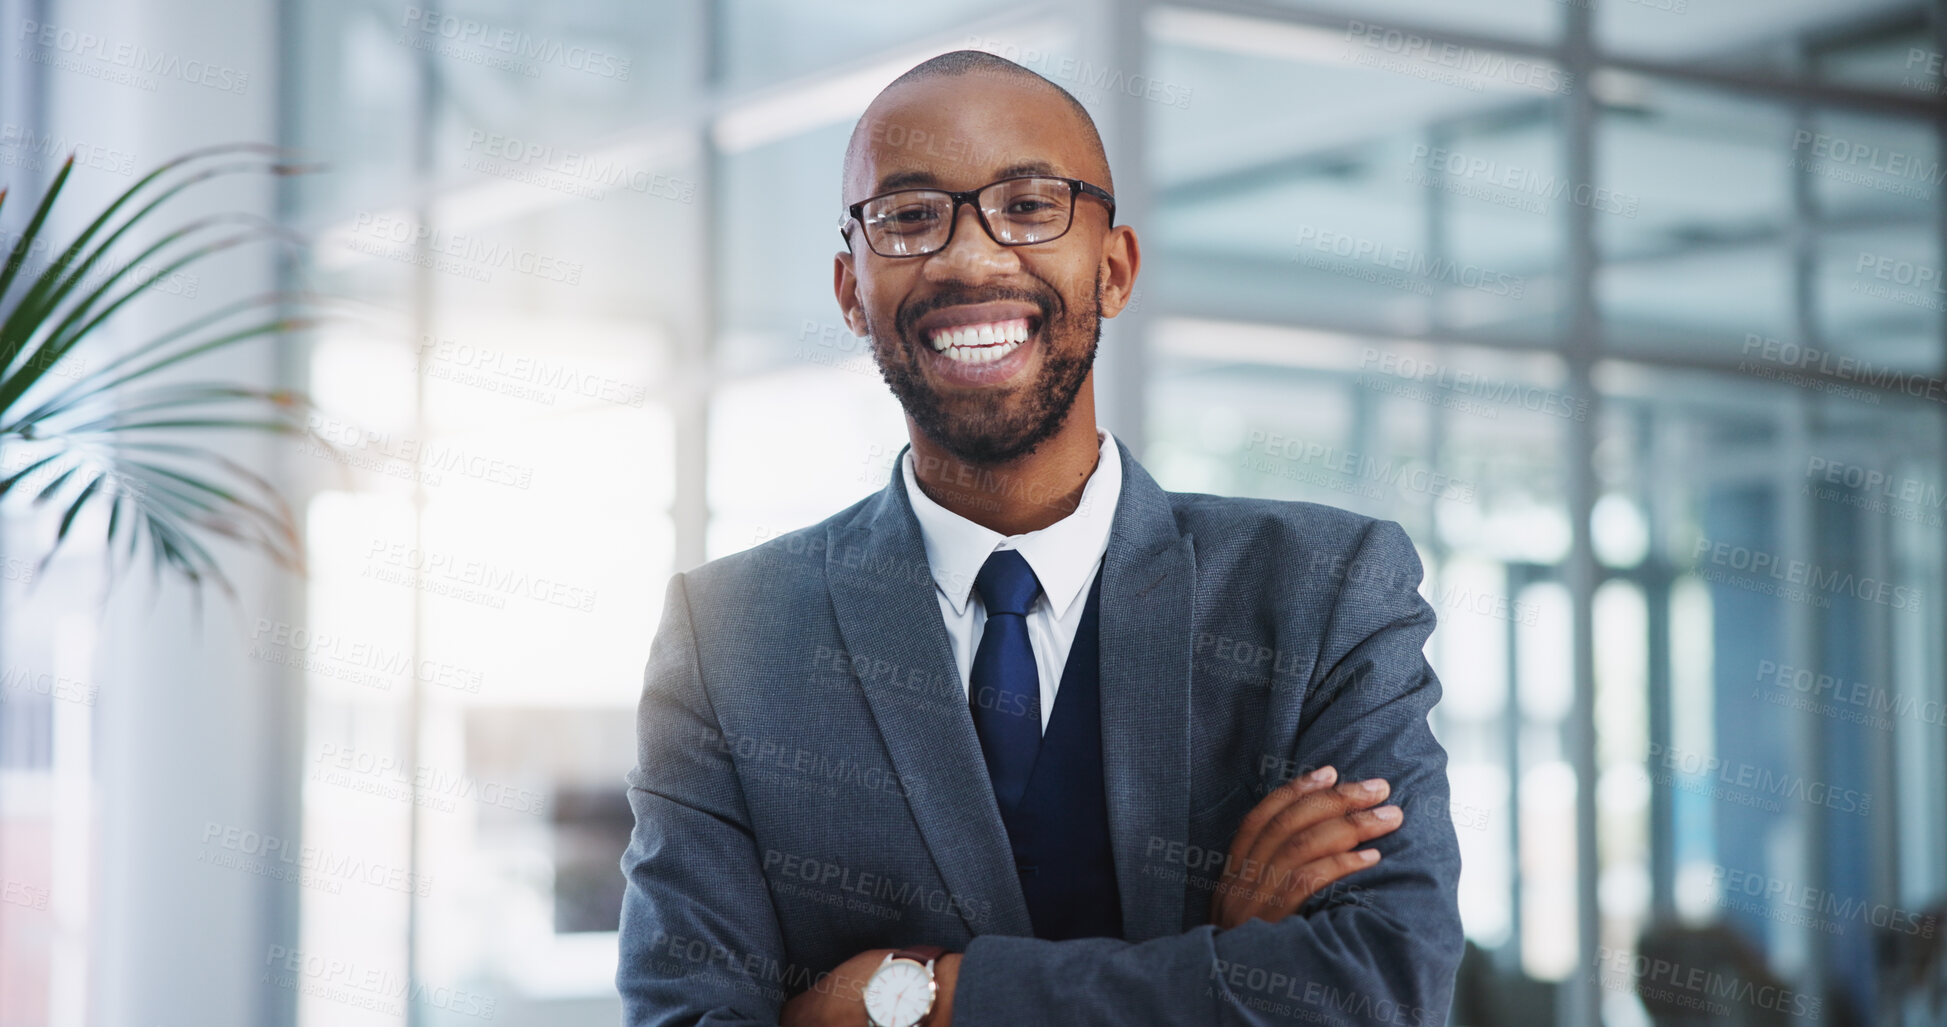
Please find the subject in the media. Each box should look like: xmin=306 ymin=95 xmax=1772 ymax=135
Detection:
xmin=1212 ymin=858 xmax=1296 ymax=919
xmin=1277 ymin=804 xmax=1403 ymax=870
xmin=1273 ymin=848 xmax=1383 ymax=918
xmin=1212 ymin=771 xmax=1340 ymax=928
xmin=1245 ymin=777 xmax=1390 ymax=871
xmin=1226 ymin=765 xmax=1336 ymax=861
xmin=1242 ymin=778 xmax=1390 ymax=873
xmin=1211 ymin=858 xmax=1305 ymax=929
xmin=1216 ymin=842 xmax=1374 ymax=927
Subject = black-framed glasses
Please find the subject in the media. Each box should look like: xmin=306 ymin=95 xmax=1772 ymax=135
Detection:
xmin=839 ymin=175 xmax=1116 ymax=257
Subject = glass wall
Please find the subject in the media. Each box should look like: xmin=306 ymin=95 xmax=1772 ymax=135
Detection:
xmin=278 ymin=2 xmax=701 ymax=1023
xmin=1138 ymin=5 xmax=1947 ymax=1027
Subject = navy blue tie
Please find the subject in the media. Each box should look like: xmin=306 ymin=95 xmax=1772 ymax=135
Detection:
xmin=970 ymin=548 xmax=1042 ymax=815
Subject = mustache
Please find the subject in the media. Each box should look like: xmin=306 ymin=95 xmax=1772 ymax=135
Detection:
xmin=894 ymin=283 xmax=1064 ymax=343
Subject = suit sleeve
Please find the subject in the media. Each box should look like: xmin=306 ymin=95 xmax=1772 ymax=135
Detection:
xmin=949 ymin=519 xmax=1465 ymax=1026
xmin=617 ymin=572 xmax=790 ymax=1026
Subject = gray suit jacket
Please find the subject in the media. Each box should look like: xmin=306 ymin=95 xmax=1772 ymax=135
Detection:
xmin=617 ymin=436 xmax=1463 ymax=1025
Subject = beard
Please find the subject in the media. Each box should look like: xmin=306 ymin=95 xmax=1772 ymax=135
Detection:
xmin=866 ymin=268 xmax=1101 ymax=466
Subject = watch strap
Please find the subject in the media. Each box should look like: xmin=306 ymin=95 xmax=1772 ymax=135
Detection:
xmin=891 ymin=944 xmax=944 ymax=966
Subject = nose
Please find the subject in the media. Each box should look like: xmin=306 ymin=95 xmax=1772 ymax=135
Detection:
xmin=923 ymin=197 xmax=1020 ymax=282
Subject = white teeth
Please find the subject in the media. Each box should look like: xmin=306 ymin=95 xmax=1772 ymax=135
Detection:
xmin=941 ymin=339 xmax=1020 ymax=364
xmin=924 ymin=317 xmax=1033 ymax=363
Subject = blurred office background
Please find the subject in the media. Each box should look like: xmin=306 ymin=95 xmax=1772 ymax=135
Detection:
xmin=2 ymin=0 xmax=1944 ymax=1024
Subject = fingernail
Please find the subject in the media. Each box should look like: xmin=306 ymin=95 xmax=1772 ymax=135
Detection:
xmin=1360 ymin=849 xmax=1381 ymax=864
xmin=1372 ymin=805 xmax=1401 ymax=823
xmin=1306 ymin=765 xmax=1336 ymax=786
xmin=1351 ymin=778 xmax=1384 ymax=796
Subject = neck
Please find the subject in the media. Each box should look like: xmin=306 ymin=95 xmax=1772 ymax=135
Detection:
xmin=907 ymin=392 xmax=1101 ymax=537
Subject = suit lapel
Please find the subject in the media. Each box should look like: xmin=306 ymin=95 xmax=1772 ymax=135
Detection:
xmin=1096 ymin=440 xmax=1196 ymax=942
xmin=826 ymin=455 xmax=1035 ymax=938
xmin=824 ymin=438 xmax=1195 ymax=943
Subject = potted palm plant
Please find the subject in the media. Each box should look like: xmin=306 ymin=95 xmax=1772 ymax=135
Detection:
xmin=0 ymin=143 xmax=319 ymax=598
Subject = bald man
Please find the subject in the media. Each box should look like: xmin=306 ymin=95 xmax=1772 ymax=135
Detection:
xmin=618 ymin=50 xmax=1463 ymax=1027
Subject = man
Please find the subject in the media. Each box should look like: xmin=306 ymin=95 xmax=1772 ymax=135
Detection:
xmin=618 ymin=50 xmax=1462 ymax=1026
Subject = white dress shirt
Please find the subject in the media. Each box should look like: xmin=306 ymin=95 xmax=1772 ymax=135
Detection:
xmin=900 ymin=427 xmax=1122 ymax=735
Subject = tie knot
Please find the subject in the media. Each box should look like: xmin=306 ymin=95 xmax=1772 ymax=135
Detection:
xmin=975 ymin=548 xmax=1041 ymax=617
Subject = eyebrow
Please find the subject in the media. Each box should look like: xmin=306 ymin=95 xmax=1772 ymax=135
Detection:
xmin=872 ymin=160 xmax=1065 ymax=195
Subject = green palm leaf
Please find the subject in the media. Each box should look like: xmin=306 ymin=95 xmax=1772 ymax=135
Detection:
xmin=1 ymin=144 xmax=322 ymax=594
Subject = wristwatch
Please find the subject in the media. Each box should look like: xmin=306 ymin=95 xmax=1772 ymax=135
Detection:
xmin=862 ymin=944 xmax=945 ymax=1027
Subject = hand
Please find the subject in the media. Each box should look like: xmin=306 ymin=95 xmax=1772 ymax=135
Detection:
xmin=780 ymin=948 xmax=884 ymax=1027
xmin=1207 ymin=765 xmax=1401 ymax=930
xmin=780 ymin=948 xmax=962 ymax=1027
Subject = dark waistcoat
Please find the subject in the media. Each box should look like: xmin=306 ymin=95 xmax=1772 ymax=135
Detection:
xmin=993 ymin=565 xmax=1123 ymax=941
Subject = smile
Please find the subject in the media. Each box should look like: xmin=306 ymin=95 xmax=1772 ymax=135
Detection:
xmin=925 ymin=317 xmax=1035 ymax=364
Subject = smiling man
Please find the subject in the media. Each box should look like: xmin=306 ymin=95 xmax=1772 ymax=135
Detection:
xmin=618 ymin=50 xmax=1463 ymax=1027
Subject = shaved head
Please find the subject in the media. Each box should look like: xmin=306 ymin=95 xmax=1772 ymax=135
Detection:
xmin=831 ymin=46 xmax=1139 ymax=477
xmin=842 ymin=49 xmax=1113 ymax=209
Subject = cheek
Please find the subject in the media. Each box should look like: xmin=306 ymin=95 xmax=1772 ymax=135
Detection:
xmin=858 ymin=277 xmax=906 ymax=330
xmin=1036 ymin=261 xmax=1100 ymax=317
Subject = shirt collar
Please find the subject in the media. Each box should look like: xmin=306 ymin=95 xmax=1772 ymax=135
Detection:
xmin=902 ymin=427 xmax=1121 ymax=621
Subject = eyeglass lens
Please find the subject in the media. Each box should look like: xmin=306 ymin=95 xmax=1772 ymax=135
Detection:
xmin=860 ymin=178 xmax=1075 ymax=256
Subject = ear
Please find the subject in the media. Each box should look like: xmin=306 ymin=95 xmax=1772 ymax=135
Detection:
xmin=1095 ymin=224 xmax=1141 ymax=318
xmin=833 ymin=249 xmax=868 ymax=336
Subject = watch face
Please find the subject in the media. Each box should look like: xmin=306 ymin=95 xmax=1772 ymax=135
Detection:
xmin=863 ymin=959 xmax=933 ymax=1027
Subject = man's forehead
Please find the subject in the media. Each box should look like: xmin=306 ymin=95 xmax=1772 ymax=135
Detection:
xmin=864 ymin=156 xmax=1078 ymax=195
xmin=845 ymin=74 xmax=1103 ymax=200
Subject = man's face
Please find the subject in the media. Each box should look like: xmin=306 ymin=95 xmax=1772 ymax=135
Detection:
xmin=834 ymin=73 xmax=1136 ymax=466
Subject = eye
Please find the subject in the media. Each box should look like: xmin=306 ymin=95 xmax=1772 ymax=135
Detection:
xmin=870 ymin=202 xmax=944 ymax=234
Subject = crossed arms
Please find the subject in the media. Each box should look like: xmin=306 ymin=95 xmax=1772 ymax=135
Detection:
xmin=617 ymin=519 xmax=1464 ymax=1026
